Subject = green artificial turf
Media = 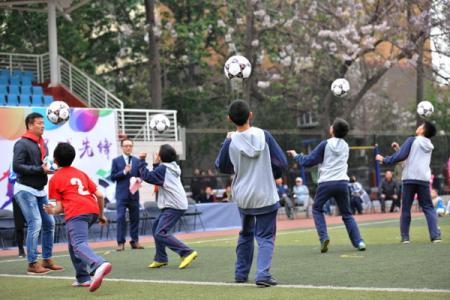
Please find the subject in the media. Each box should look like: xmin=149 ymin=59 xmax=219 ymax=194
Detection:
xmin=1 ymin=216 xmax=449 ymax=299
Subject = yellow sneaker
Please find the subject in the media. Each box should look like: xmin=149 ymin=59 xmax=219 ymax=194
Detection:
xmin=179 ymin=251 xmax=198 ymax=269
xmin=148 ymin=261 xmax=168 ymax=268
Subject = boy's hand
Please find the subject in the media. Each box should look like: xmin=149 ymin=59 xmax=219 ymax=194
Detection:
xmin=42 ymin=164 xmax=54 ymax=174
xmin=286 ymin=150 xmax=298 ymax=157
xmin=375 ymin=154 xmax=384 ymax=162
xmin=153 ymin=153 xmax=161 ymax=164
xmin=98 ymin=215 xmax=108 ymax=225
xmin=43 ymin=204 xmax=55 ymax=215
xmin=391 ymin=142 xmax=400 ymax=151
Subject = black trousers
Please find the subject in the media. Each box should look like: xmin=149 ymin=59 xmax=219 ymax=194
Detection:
xmin=12 ymin=197 xmax=26 ymax=249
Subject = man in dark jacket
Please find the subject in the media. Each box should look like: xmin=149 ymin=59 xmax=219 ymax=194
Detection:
xmin=111 ymin=138 xmax=145 ymax=251
xmin=13 ymin=112 xmax=63 ymax=274
xmin=380 ymin=171 xmax=400 ymax=213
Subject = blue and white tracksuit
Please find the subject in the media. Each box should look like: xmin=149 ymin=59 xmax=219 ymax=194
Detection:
xmin=382 ymin=136 xmax=440 ymax=240
xmin=215 ymin=127 xmax=287 ymax=282
xmin=140 ymin=161 xmax=194 ymax=262
xmin=294 ymin=137 xmax=363 ymax=247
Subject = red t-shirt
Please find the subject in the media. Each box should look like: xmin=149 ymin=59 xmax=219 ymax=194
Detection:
xmin=49 ymin=166 xmax=99 ymax=221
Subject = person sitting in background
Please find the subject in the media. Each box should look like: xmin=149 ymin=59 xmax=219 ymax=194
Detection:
xmin=348 ymin=176 xmax=364 ymax=215
xmin=292 ymin=177 xmax=310 ymax=208
xmin=431 ymin=189 xmax=445 ymax=217
xmin=380 ymin=171 xmax=400 ymax=213
xmin=190 ymin=169 xmax=202 ymax=202
xmin=276 ymin=178 xmax=294 ymax=219
xmin=222 ymin=185 xmax=232 ymax=202
xmin=197 ymin=186 xmax=216 ymax=203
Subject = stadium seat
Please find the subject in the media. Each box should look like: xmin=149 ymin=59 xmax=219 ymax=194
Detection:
xmin=9 ymin=85 xmax=20 ymax=94
xmin=22 ymin=71 xmax=34 ymax=80
xmin=12 ymin=70 xmax=23 ymax=77
xmin=43 ymin=95 xmax=54 ymax=105
xmin=21 ymin=77 xmax=32 ymax=85
xmin=0 ymin=77 xmax=8 ymax=85
xmin=21 ymin=85 xmax=32 ymax=94
xmin=10 ymin=77 xmax=21 ymax=85
xmin=0 ymin=85 xmax=7 ymax=94
xmin=19 ymin=94 xmax=31 ymax=106
xmin=32 ymin=86 xmax=43 ymax=95
xmin=7 ymin=94 xmax=18 ymax=106
xmin=0 ymin=94 xmax=6 ymax=105
xmin=31 ymin=95 xmax=43 ymax=106
xmin=0 ymin=69 xmax=9 ymax=77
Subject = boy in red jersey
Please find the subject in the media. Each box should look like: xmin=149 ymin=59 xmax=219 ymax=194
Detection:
xmin=44 ymin=143 xmax=111 ymax=292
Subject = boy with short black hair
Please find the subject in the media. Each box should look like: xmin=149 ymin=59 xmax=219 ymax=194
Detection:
xmin=216 ymin=100 xmax=287 ymax=287
xmin=139 ymin=144 xmax=198 ymax=269
xmin=44 ymin=143 xmax=111 ymax=292
xmin=287 ymin=118 xmax=366 ymax=253
xmin=376 ymin=121 xmax=441 ymax=243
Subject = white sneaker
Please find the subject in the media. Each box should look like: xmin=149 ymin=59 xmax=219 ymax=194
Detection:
xmin=72 ymin=280 xmax=91 ymax=287
xmin=89 ymin=262 xmax=112 ymax=292
xmin=357 ymin=241 xmax=366 ymax=251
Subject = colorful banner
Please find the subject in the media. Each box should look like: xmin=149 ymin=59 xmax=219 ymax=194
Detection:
xmin=0 ymin=107 xmax=118 ymax=210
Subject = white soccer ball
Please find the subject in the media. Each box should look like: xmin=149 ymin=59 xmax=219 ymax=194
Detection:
xmin=224 ymin=55 xmax=252 ymax=80
xmin=417 ymin=101 xmax=434 ymax=118
xmin=149 ymin=114 xmax=170 ymax=133
xmin=46 ymin=101 xmax=70 ymax=125
xmin=331 ymin=78 xmax=350 ymax=97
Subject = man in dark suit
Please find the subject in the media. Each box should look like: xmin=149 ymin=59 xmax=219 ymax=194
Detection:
xmin=111 ymin=139 xmax=144 ymax=251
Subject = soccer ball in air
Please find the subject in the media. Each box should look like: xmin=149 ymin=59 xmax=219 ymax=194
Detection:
xmin=331 ymin=78 xmax=350 ymax=97
xmin=224 ymin=55 xmax=252 ymax=80
xmin=150 ymin=114 xmax=170 ymax=133
xmin=46 ymin=101 xmax=70 ymax=125
xmin=417 ymin=101 xmax=434 ymax=118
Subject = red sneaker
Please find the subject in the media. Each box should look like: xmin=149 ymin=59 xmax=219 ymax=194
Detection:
xmin=89 ymin=262 xmax=112 ymax=292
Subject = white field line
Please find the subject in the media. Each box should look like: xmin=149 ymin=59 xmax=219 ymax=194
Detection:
xmin=0 ymin=219 xmax=398 ymax=264
xmin=0 ymin=274 xmax=449 ymax=294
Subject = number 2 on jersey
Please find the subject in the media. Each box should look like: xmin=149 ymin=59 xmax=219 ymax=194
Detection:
xmin=70 ymin=177 xmax=90 ymax=195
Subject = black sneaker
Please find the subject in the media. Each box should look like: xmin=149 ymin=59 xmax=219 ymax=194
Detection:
xmin=235 ymin=278 xmax=248 ymax=283
xmin=401 ymin=238 xmax=410 ymax=244
xmin=18 ymin=248 xmax=26 ymax=258
xmin=320 ymin=239 xmax=330 ymax=253
xmin=431 ymin=237 xmax=442 ymax=243
xmin=256 ymin=277 xmax=278 ymax=288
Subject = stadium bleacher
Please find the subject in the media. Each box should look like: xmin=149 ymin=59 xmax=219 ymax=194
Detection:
xmin=0 ymin=68 xmax=53 ymax=107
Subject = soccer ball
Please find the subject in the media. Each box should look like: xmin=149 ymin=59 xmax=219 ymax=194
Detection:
xmin=417 ymin=101 xmax=434 ymax=118
xmin=149 ymin=114 xmax=170 ymax=133
xmin=224 ymin=55 xmax=252 ymax=80
xmin=331 ymin=78 xmax=350 ymax=97
xmin=46 ymin=101 xmax=70 ymax=125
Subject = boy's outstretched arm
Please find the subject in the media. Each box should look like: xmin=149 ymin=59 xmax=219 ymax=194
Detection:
xmin=288 ymin=141 xmax=327 ymax=168
xmin=139 ymin=163 xmax=166 ymax=186
xmin=94 ymin=190 xmax=107 ymax=224
xmin=264 ymin=131 xmax=288 ymax=179
xmin=215 ymin=137 xmax=234 ymax=174
xmin=43 ymin=201 xmax=63 ymax=215
xmin=376 ymin=137 xmax=415 ymax=165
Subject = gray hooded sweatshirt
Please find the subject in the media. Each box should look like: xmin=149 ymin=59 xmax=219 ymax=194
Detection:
xmin=294 ymin=137 xmax=349 ymax=184
xmin=215 ymin=127 xmax=288 ymax=213
xmin=383 ymin=136 xmax=434 ymax=184
xmin=140 ymin=161 xmax=188 ymax=210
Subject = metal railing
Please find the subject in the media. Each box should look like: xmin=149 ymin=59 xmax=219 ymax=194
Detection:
xmin=120 ymin=109 xmax=178 ymax=142
xmin=0 ymin=52 xmax=179 ymax=142
xmin=0 ymin=52 xmax=45 ymax=82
